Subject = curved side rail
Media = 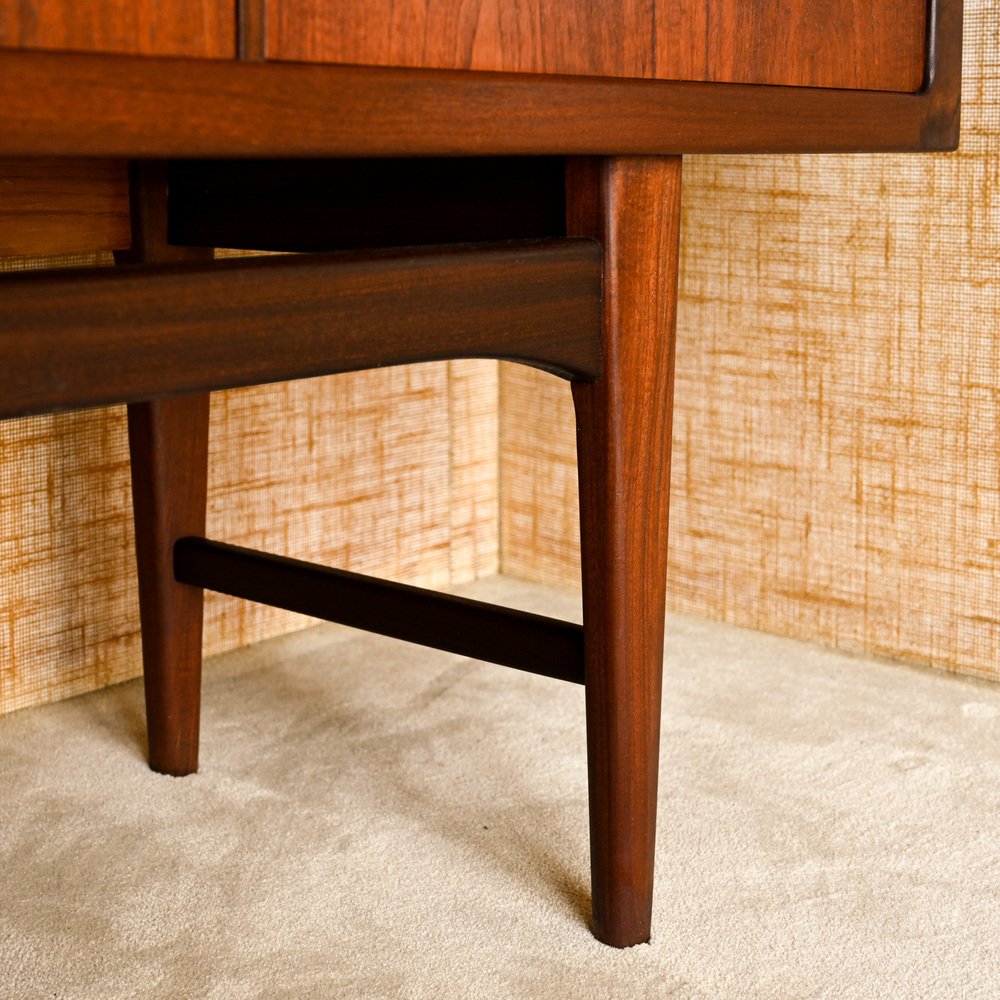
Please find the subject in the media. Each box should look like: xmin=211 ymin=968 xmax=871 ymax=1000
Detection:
xmin=0 ymin=239 xmax=603 ymax=419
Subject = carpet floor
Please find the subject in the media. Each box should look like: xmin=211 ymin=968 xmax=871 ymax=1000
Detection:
xmin=1 ymin=576 xmax=998 ymax=999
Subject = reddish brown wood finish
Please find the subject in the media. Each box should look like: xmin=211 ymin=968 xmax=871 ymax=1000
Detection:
xmin=174 ymin=538 xmax=586 ymax=685
xmin=116 ymin=163 xmax=211 ymax=777
xmin=126 ymin=396 xmax=210 ymax=777
xmin=0 ymin=1 xmax=235 ymax=58
xmin=0 ymin=240 xmax=602 ymax=418
xmin=568 ymin=156 xmax=682 ymax=947
xmin=0 ymin=159 xmax=129 ymax=255
xmin=268 ymin=0 xmax=926 ymax=93
xmin=0 ymin=0 xmax=961 ymax=159
xmin=653 ymin=1 xmax=927 ymax=91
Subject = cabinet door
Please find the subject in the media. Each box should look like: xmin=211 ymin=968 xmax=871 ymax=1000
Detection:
xmin=265 ymin=0 xmax=926 ymax=93
xmin=0 ymin=1 xmax=235 ymax=58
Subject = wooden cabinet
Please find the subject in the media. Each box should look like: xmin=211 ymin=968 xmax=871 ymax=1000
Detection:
xmin=267 ymin=0 xmax=927 ymax=92
xmin=0 ymin=0 xmax=963 ymax=956
xmin=0 ymin=2 xmax=958 ymax=160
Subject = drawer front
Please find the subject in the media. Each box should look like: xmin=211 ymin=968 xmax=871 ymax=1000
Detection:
xmin=0 ymin=1 xmax=235 ymax=58
xmin=0 ymin=159 xmax=129 ymax=256
xmin=266 ymin=0 xmax=927 ymax=93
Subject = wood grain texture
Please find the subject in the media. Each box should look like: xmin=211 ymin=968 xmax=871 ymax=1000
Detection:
xmin=115 ymin=162 xmax=212 ymax=777
xmin=0 ymin=240 xmax=602 ymax=418
xmin=174 ymin=537 xmax=584 ymax=684
xmin=0 ymin=159 xmax=129 ymax=255
xmin=267 ymin=0 xmax=927 ymax=92
xmin=568 ymin=156 xmax=682 ymax=947
xmin=0 ymin=1 xmax=960 ymax=162
xmin=0 ymin=1 xmax=235 ymax=58
xmin=126 ymin=395 xmax=209 ymax=776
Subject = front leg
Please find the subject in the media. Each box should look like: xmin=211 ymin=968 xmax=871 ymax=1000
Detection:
xmin=117 ymin=162 xmax=211 ymax=776
xmin=567 ymin=156 xmax=682 ymax=947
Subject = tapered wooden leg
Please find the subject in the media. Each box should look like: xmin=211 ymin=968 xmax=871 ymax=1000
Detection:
xmin=567 ymin=156 xmax=682 ymax=947
xmin=117 ymin=161 xmax=212 ymax=776
xmin=127 ymin=396 xmax=210 ymax=776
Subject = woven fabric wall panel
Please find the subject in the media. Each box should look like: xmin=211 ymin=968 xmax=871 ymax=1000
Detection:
xmin=200 ymin=360 xmax=498 ymax=660
xmin=500 ymin=0 xmax=999 ymax=681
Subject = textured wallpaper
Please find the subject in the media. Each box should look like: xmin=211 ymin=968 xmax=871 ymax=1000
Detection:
xmin=502 ymin=0 xmax=999 ymax=681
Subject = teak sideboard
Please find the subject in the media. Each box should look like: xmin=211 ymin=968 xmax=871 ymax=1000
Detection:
xmin=0 ymin=0 xmax=961 ymax=948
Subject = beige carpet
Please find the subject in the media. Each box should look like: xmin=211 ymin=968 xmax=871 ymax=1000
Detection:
xmin=1 ymin=576 xmax=998 ymax=999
